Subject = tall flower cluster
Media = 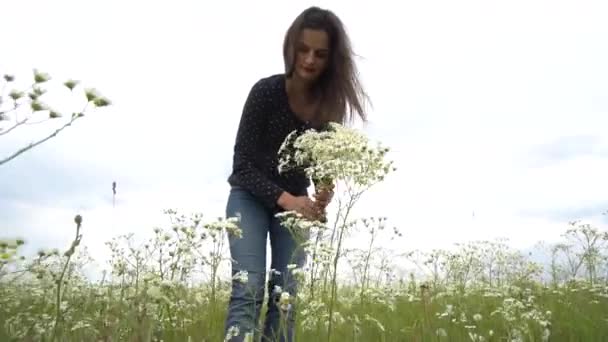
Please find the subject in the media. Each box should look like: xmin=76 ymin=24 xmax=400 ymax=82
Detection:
xmin=278 ymin=122 xmax=395 ymax=189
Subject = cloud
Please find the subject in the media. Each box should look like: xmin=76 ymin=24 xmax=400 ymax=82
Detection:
xmin=523 ymin=135 xmax=608 ymax=168
xmin=519 ymin=202 xmax=608 ymax=224
xmin=0 ymin=146 xmax=115 ymax=210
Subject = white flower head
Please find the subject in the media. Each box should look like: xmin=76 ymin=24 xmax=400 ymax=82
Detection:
xmin=279 ymin=291 xmax=292 ymax=312
xmin=205 ymin=217 xmax=242 ymax=238
xmin=147 ymin=286 xmax=162 ymax=299
xmin=273 ymin=285 xmax=283 ymax=294
xmin=436 ymin=328 xmax=448 ymax=337
xmin=278 ymin=122 xmax=395 ymax=189
xmin=224 ymin=325 xmax=240 ymax=341
xmin=233 ymin=270 xmax=248 ymax=284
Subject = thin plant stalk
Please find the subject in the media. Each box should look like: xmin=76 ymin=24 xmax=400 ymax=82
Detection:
xmin=52 ymin=215 xmax=83 ymax=341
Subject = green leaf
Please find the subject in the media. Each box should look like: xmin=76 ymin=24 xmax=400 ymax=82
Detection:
xmin=33 ymin=86 xmax=45 ymax=96
xmin=28 ymin=86 xmax=45 ymax=101
xmin=9 ymin=90 xmax=24 ymax=100
xmin=33 ymin=69 xmax=50 ymax=83
xmin=85 ymin=88 xmax=98 ymax=102
xmin=34 ymin=69 xmax=51 ymax=83
xmin=64 ymin=79 xmax=79 ymax=90
xmin=93 ymin=97 xmax=111 ymax=107
xmin=49 ymin=111 xmax=61 ymax=119
xmin=31 ymin=101 xmax=45 ymax=111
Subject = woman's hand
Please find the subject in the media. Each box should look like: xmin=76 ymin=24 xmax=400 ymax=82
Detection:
xmin=314 ymin=189 xmax=334 ymax=210
xmin=278 ymin=192 xmax=322 ymax=221
xmin=314 ymin=187 xmax=334 ymax=210
xmin=313 ymin=187 xmax=334 ymax=223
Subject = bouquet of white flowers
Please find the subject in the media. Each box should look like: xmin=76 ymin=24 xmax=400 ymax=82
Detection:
xmin=278 ymin=122 xmax=394 ymax=192
xmin=277 ymin=122 xmax=394 ymax=223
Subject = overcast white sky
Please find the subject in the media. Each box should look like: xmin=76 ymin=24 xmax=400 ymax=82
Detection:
xmin=1 ymin=0 xmax=607 ymax=273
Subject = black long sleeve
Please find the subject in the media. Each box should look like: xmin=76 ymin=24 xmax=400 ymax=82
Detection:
xmin=229 ymin=79 xmax=285 ymax=209
xmin=227 ymin=74 xmax=312 ymax=210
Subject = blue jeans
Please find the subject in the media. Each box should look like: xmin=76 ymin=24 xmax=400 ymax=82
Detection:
xmin=224 ymin=187 xmax=308 ymax=342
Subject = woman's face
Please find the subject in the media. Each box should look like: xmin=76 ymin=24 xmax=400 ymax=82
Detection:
xmin=293 ymin=28 xmax=330 ymax=83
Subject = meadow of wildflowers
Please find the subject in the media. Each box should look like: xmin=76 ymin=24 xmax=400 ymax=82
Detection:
xmin=2 ymin=123 xmax=608 ymax=341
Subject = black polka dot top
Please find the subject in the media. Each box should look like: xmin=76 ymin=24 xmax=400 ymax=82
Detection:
xmin=227 ymin=73 xmax=321 ymax=211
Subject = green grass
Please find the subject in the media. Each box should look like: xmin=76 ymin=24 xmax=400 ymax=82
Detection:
xmin=1 ymin=271 xmax=608 ymax=341
xmin=2 ymin=212 xmax=607 ymax=341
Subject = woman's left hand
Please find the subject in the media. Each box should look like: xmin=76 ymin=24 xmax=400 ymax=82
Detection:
xmin=314 ymin=187 xmax=334 ymax=209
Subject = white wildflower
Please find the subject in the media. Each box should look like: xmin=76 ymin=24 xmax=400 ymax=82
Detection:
xmin=278 ymin=122 xmax=395 ymax=189
xmin=224 ymin=325 xmax=240 ymax=341
xmin=446 ymin=304 xmax=454 ymax=315
xmin=233 ymin=270 xmax=248 ymax=284
xmin=147 ymin=286 xmax=162 ymax=299
xmin=460 ymin=312 xmax=468 ymax=323
xmin=205 ymin=217 xmax=241 ymax=238
xmin=542 ymin=328 xmax=551 ymax=341
xmin=436 ymin=328 xmax=447 ymax=337
xmin=291 ymin=267 xmax=306 ymax=281
xmin=71 ymin=321 xmax=91 ymax=331
xmin=332 ymin=311 xmax=345 ymax=325
xmin=468 ymin=332 xmax=485 ymax=341
xmin=364 ymin=314 xmax=385 ymax=332
xmin=279 ymin=291 xmax=292 ymax=312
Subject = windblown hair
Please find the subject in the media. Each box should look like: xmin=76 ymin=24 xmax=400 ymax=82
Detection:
xmin=283 ymin=6 xmax=370 ymax=125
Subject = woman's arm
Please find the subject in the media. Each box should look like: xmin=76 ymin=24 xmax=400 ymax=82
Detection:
xmin=231 ymin=79 xmax=285 ymax=209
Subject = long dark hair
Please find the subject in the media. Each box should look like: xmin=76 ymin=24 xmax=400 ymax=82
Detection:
xmin=283 ymin=6 xmax=370 ymax=125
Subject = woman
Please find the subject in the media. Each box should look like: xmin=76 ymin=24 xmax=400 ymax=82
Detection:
xmin=224 ymin=6 xmax=369 ymax=341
